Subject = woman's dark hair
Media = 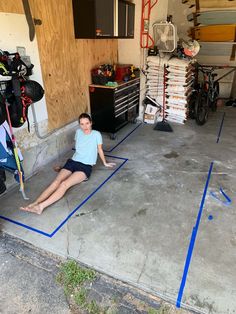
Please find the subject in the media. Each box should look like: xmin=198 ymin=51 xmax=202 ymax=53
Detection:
xmin=78 ymin=113 xmax=92 ymax=123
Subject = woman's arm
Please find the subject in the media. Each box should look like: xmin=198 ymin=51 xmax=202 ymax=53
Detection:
xmin=98 ymin=144 xmax=116 ymax=168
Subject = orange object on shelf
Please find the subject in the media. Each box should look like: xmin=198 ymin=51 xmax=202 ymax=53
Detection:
xmin=191 ymin=24 xmax=236 ymax=42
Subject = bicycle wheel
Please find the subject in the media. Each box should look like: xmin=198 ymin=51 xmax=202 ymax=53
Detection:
xmin=210 ymin=81 xmax=219 ymax=112
xmin=195 ymin=90 xmax=209 ymax=125
xmin=188 ymin=92 xmax=197 ymax=119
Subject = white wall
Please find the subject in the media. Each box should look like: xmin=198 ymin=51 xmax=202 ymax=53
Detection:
xmin=118 ymin=0 xmax=169 ymax=117
xmin=118 ymin=0 xmax=168 ymax=66
xmin=168 ymin=0 xmax=192 ymax=41
xmin=0 ymin=12 xmax=48 ymax=125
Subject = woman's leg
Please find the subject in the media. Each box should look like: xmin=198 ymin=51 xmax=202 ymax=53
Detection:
xmin=27 ymin=169 xmax=72 ymax=207
xmin=21 ymin=171 xmax=87 ymax=214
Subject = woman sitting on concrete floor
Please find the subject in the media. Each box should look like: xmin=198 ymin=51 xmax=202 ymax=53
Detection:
xmin=20 ymin=113 xmax=115 ymax=215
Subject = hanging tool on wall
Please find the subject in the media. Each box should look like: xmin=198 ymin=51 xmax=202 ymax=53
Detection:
xmin=5 ymin=101 xmax=29 ymax=200
xmin=22 ymin=0 xmax=42 ymax=41
xmin=140 ymin=0 xmax=158 ymax=48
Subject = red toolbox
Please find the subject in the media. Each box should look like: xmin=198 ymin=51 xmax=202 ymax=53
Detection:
xmin=115 ymin=64 xmax=132 ymax=81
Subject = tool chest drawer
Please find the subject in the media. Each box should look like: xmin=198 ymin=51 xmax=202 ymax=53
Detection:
xmin=89 ymin=78 xmax=140 ymax=136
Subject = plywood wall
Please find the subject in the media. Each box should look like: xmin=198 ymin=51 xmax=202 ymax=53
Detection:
xmin=0 ymin=0 xmax=118 ymax=129
xmin=0 ymin=2 xmax=23 ymax=14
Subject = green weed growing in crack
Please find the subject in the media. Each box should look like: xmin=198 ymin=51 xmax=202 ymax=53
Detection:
xmin=74 ymin=288 xmax=88 ymax=307
xmin=56 ymin=260 xmax=96 ymax=295
xmin=75 ymin=292 xmax=103 ymax=314
xmin=111 ymin=296 xmax=119 ymax=305
xmin=86 ymin=300 xmax=101 ymax=314
xmin=56 ymin=260 xmax=106 ymax=313
xmin=148 ymin=305 xmax=170 ymax=314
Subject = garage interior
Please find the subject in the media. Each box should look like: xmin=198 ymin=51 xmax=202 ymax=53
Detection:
xmin=0 ymin=1 xmax=236 ymax=314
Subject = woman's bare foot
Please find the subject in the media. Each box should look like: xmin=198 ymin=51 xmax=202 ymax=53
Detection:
xmin=20 ymin=203 xmax=44 ymax=215
xmin=27 ymin=202 xmax=38 ymax=208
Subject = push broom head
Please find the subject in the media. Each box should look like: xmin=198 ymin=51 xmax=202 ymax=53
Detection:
xmin=154 ymin=120 xmax=173 ymax=132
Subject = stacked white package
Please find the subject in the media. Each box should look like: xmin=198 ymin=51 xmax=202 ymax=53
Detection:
xmin=146 ymin=55 xmax=171 ymax=105
xmin=165 ymin=57 xmax=195 ymax=124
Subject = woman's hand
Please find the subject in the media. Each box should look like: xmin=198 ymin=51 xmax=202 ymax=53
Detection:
xmin=98 ymin=145 xmax=116 ymax=168
xmin=104 ymin=162 xmax=116 ymax=168
xmin=53 ymin=165 xmax=62 ymax=172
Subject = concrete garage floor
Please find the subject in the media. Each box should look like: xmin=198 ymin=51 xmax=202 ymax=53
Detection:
xmin=0 ymin=107 xmax=235 ymax=314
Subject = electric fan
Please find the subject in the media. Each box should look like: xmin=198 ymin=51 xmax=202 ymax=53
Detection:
xmin=153 ymin=22 xmax=177 ymax=52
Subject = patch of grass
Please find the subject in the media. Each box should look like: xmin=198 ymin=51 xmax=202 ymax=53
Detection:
xmin=74 ymin=288 xmax=88 ymax=307
xmin=148 ymin=309 xmax=157 ymax=314
xmin=75 ymin=292 xmax=102 ymax=314
xmin=86 ymin=300 xmax=101 ymax=314
xmin=111 ymin=296 xmax=118 ymax=305
xmin=56 ymin=260 xmax=104 ymax=313
xmin=56 ymin=260 xmax=96 ymax=294
xmin=148 ymin=305 xmax=170 ymax=314
xmin=104 ymin=307 xmax=118 ymax=314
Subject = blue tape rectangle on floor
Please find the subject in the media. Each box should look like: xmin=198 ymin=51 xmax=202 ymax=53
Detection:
xmin=0 ymin=155 xmax=128 ymax=238
xmin=104 ymin=123 xmax=142 ymax=153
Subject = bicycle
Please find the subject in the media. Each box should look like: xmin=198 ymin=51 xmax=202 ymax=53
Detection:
xmin=190 ymin=63 xmax=220 ymax=125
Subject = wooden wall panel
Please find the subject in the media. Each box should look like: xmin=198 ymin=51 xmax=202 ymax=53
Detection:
xmin=0 ymin=0 xmax=118 ymax=129
xmin=0 ymin=2 xmax=23 ymax=14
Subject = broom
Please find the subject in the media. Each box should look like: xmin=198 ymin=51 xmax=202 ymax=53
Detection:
xmin=5 ymin=100 xmax=29 ymax=200
xmin=154 ymin=64 xmax=173 ymax=132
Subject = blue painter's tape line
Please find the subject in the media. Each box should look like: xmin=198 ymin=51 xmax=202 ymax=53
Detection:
xmin=210 ymin=188 xmax=231 ymax=206
xmin=220 ymin=187 xmax=231 ymax=204
xmin=176 ymin=227 xmax=197 ymax=308
xmin=216 ymin=112 xmax=225 ymax=143
xmin=0 ymin=215 xmax=51 ymax=237
xmin=210 ymin=191 xmax=223 ymax=204
xmin=195 ymin=162 xmax=214 ymax=229
xmin=104 ymin=123 xmax=142 ymax=153
xmin=0 ymin=156 xmax=128 ymax=238
xmin=105 ymin=155 xmax=127 ymax=161
xmin=176 ymin=161 xmax=214 ymax=308
xmin=50 ymin=157 xmax=128 ymax=237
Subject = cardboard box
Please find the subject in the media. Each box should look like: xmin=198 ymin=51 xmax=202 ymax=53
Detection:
xmin=144 ymin=113 xmax=156 ymax=124
xmin=145 ymin=104 xmax=159 ymax=115
xmin=144 ymin=104 xmax=159 ymax=124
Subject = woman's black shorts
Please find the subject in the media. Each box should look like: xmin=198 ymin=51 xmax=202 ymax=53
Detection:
xmin=62 ymin=159 xmax=92 ymax=178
